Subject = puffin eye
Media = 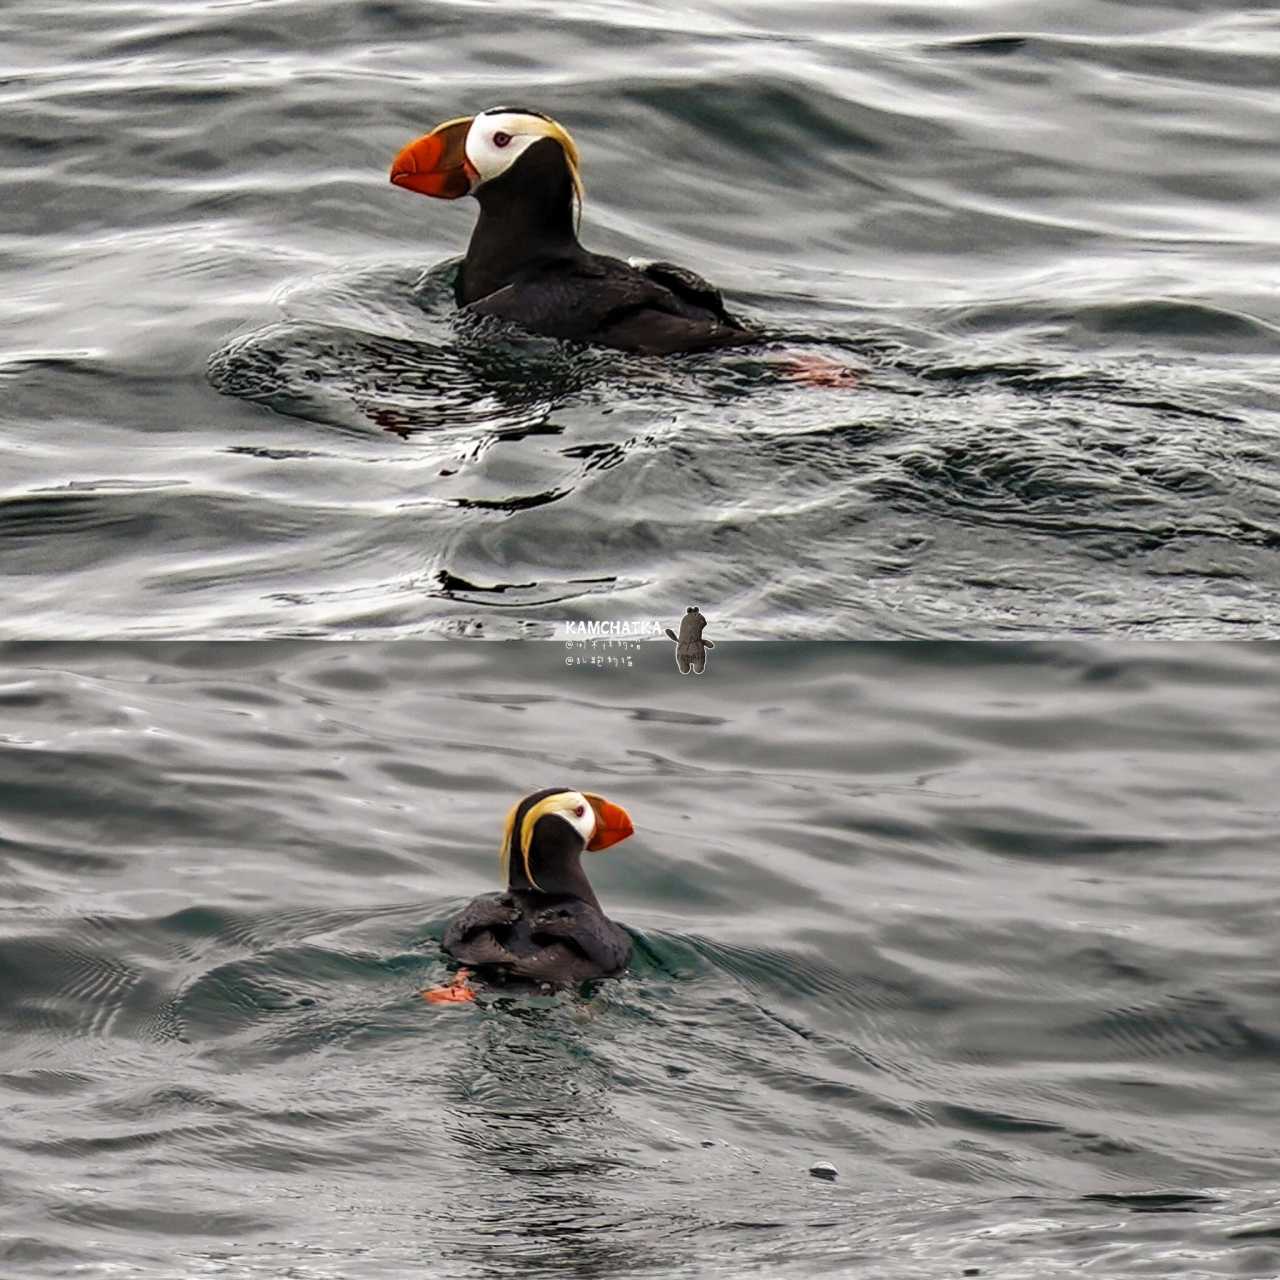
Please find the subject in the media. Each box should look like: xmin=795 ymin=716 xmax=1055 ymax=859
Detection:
xmin=492 ymin=131 xmax=512 ymax=148
xmin=574 ymin=804 xmax=585 ymax=818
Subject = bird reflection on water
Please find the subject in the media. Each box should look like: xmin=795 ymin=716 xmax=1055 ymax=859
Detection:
xmin=433 ymin=1000 xmax=669 ymax=1279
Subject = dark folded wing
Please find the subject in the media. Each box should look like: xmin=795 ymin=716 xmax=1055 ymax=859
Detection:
xmin=465 ymin=254 xmax=756 ymax=356
xmin=443 ymin=892 xmax=518 ymax=958
xmin=638 ymin=260 xmax=732 ymax=321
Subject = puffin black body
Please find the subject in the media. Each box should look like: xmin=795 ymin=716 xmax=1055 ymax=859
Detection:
xmin=442 ymin=787 xmax=634 ymax=985
xmin=391 ymin=108 xmax=756 ymax=356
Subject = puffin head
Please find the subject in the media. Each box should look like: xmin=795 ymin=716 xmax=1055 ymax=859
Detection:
xmin=500 ymin=787 xmax=633 ymax=894
xmin=390 ymin=107 xmax=584 ymax=210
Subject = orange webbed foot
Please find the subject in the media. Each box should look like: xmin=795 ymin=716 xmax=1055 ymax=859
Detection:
xmin=421 ymin=968 xmax=477 ymax=1005
xmin=782 ymin=354 xmax=862 ymax=388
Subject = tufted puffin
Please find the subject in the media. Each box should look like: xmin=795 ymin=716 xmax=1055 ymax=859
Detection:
xmin=390 ymin=108 xmax=756 ymax=356
xmin=435 ymin=787 xmax=635 ymax=994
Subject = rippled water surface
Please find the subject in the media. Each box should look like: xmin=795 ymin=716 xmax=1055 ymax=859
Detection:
xmin=3 ymin=0 xmax=1280 ymax=636
xmin=1 ymin=640 xmax=1279 ymax=1277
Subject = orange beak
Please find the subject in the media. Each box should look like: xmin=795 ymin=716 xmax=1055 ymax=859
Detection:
xmin=584 ymin=794 xmax=634 ymax=852
xmin=390 ymin=117 xmax=478 ymax=199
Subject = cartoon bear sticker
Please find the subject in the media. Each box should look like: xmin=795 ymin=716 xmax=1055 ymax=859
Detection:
xmin=665 ymin=606 xmax=715 ymax=674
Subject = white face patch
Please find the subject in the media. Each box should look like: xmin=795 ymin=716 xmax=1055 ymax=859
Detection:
xmin=553 ymin=790 xmax=597 ymax=847
xmin=465 ymin=111 xmax=557 ymax=187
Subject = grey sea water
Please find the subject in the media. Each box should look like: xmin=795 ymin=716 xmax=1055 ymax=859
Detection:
xmin=2 ymin=0 xmax=1279 ymax=637
xmin=1 ymin=641 xmax=1279 ymax=1278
